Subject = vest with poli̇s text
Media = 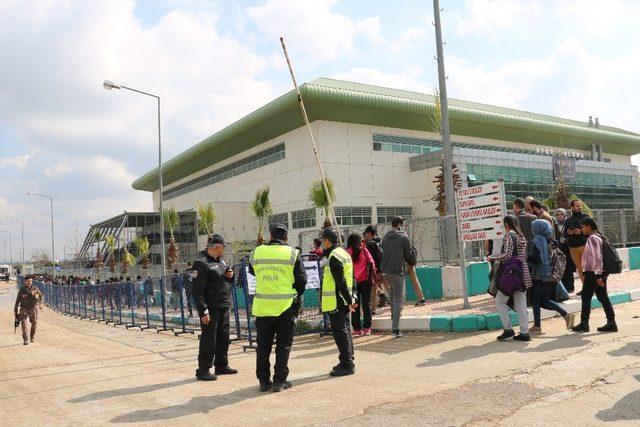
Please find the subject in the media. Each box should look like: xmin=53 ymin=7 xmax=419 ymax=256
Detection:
xmin=250 ymin=244 xmax=299 ymax=317
xmin=321 ymin=247 xmax=353 ymax=312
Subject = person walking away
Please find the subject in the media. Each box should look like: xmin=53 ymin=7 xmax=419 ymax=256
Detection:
xmin=170 ymin=269 xmax=180 ymax=311
xmin=512 ymin=198 xmax=536 ymax=246
xmin=14 ymin=276 xmax=43 ymax=345
xmin=571 ymin=218 xmax=618 ymax=333
xmin=320 ymin=227 xmax=356 ymax=376
xmin=564 ymin=200 xmax=589 ymax=289
xmin=555 ymin=208 xmax=575 ymax=294
xmin=346 ymin=233 xmax=376 ymax=337
xmin=182 ymin=262 xmax=194 ymax=317
xmin=487 ymin=215 xmax=532 ymax=342
xmin=380 ymin=216 xmax=413 ymax=337
xmin=250 ymin=225 xmax=307 ymax=392
xmin=406 ymin=244 xmax=425 ymax=306
xmin=363 ymin=225 xmax=385 ymax=313
xmin=527 ymin=220 xmax=575 ymax=335
xmin=192 ymin=234 xmax=238 ymax=381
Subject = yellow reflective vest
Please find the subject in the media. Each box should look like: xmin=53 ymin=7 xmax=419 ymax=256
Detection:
xmin=250 ymin=244 xmax=299 ymax=317
xmin=321 ymin=247 xmax=353 ymax=312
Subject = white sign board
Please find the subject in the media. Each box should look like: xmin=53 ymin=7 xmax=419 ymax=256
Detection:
xmin=245 ymin=266 xmax=256 ymax=295
xmin=456 ymin=181 xmax=505 ymax=243
xmin=303 ymin=260 xmax=321 ymax=289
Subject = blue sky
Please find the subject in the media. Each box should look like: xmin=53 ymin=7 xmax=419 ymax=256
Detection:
xmin=1 ymin=0 xmax=640 ymax=262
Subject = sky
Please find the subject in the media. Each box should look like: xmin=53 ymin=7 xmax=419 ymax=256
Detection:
xmin=1 ymin=0 xmax=640 ymax=263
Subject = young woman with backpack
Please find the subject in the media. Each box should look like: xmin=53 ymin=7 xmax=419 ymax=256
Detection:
xmin=487 ymin=215 xmax=532 ymax=341
xmin=528 ymin=219 xmax=575 ymax=335
xmin=571 ymin=218 xmax=618 ymax=333
xmin=346 ymin=233 xmax=377 ymax=336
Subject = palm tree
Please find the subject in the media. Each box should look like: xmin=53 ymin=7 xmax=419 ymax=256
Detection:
xmin=251 ymin=186 xmax=272 ymax=244
xmin=120 ymin=245 xmax=136 ymax=275
xmin=93 ymin=231 xmax=104 ymax=273
xmin=134 ymin=236 xmax=150 ymax=271
xmin=308 ymin=177 xmax=336 ymax=228
xmin=105 ymin=235 xmax=116 ymax=274
xmin=196 ymin=201 xmax=217 ymax=239
xmin=163 ymin=207 xmax=180 ymax=271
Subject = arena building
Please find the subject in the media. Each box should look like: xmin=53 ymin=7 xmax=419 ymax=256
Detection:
xmin=132 ymin=78 xmax=640 ymax=255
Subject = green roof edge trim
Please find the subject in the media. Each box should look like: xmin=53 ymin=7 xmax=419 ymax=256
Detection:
xmin=132 ymin=77 xmax=640 ymax=192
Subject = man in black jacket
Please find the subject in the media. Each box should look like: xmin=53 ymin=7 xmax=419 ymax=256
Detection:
xmin=563 ymin=199 xmax=589 ymax=289
xmin=192 ymin=234 xmax=238 ymax=381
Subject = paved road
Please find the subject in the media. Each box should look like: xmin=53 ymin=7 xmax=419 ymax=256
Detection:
xmin=1 ymin=281 xmax=639 ymax=425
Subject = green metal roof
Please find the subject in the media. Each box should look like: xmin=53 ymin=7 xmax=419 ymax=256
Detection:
xmin=132 ymin=77 xmax=640 ymax=192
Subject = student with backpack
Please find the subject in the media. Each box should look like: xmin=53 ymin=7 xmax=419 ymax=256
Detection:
xmin=571 ymin=218 xmax=619 ymax=333
xmin=487 ymin=215 xmax=532 ymax=342
xmin=345 ymin=233 xmax=376 ymax=337
xmin=527 ymin=219 xmax=575 ymax=335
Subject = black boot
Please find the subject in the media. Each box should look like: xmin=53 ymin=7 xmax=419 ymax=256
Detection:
xmin=496 ymin=329 xmax=515 ymax=341
xmin=597 ymin=321 xmax=618 ymax=333
xmin=259 ymin=380 xmax=273 ymax=392
xmin=271 ymin=381 xmax=292 ymax=392
xmin=195 ymin=371 xmax=217 ymax=381
xmin=330 ymin=364 xmax=355 ymax=377
xmin=571 ymin=322 xmax=590 ymax=333
xmin=214 ymin=366 xmax=238 ymax=375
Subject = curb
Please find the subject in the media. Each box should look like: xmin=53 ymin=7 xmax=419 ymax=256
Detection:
xmin=372 ymin=288 xmax=640 ymax=333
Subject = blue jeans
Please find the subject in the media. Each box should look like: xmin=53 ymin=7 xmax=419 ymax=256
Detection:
xmin=556 ymin=281 xmax=570 ymax=301
xmin=532 ymin=280 xmax=567 ymax=327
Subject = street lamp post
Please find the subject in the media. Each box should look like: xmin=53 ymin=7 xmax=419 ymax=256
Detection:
xmin=103 ymin=80 xmax=166 ymax=276
xmin=26 ymin=192 xmax=55 ymax=275
xmin=0 ymin=230 xmax=12 ymax=263
xmin=2 ymin=217 xmax=23 ymax=264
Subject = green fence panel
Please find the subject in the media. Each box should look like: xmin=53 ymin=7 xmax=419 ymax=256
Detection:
xmin=466 ymin=262 xmax=490 ymax=296
xmin=629 ymin=247 xmax=640 ymax=270
xmin=405 ymin=266 xmax=444 ymax=301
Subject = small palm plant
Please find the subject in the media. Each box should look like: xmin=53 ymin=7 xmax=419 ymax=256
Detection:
xmin=163 ymin=207 xmax=180 ymax=271
xmin=120 ymin=245 xmax=136 ymax=275
xmin=308 ymin=177 xmax=336 ymax=228
xmin=105 ymin=235 xmax=116 ymax=274
xmin=93 ymin=231 xmax=104 ymax=273
xmin=196 ymin=201 xmax=217 ymax=239
xmin=134 ymin=236 xmax=150 ymax=270
xmin=251 ymin=186 xmax=272 ymax=244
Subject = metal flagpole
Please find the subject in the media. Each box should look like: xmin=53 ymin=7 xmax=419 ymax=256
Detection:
xmin=280 ymin=37 xmax=342 ymax=246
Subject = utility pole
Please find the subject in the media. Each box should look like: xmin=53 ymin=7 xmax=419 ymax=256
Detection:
xmin=433 ymin=0 xmax=457 ymax=264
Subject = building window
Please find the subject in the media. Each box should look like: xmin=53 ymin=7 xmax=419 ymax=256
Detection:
xmin=372 ymin=133 xmax=441 ymax=155
xmin=291 ymin=208 xmax=316 ymax=229
xmin=334 ymin=206 xmax=372 ymax=226
xmin=163 ymin=143 xmax=285 ymax=200
xmin=377 ymin=207 xmax=412 ymax=224
xmin=268 ymin=212 xmax=289 ymax=230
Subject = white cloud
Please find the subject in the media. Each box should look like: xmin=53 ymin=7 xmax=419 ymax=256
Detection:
xmin=456 ymin=0 xmax=540 ymax=37
xmin=0 ymin=153 xmax=32 ymax=170
xmin=248 ymin=0 xmax=383 ymax=63
xmin=331 ymin=67 xmax=432 ymax=93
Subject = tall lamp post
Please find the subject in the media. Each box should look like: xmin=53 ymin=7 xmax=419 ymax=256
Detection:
xmin=103 ymin=80 xmax=166 ymax=276
xmin=0 ymin=231 xmax=11 ymax=263
xmin=26 ymin=192 xmax=55 ymax=275
xmin=2 ymin=218 xmax=23 ymax=264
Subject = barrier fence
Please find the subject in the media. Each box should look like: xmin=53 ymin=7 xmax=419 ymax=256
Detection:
xmin=19 ymin=254 xmax=329 ymax=344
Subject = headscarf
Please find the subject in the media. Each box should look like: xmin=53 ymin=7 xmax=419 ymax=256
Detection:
xmin=556 ymin=208 xmax=567 ymax=225
xmin=532 ymin=219 xmax=553 ymax=279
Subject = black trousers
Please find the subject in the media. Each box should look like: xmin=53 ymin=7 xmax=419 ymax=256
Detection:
xmin=255 ymin=315 xmax=295 ymax=383
xmin=561 ymin=244 xmax=575 ymax=293
xmin=197 ymin=308 xmax=230 ymax=375
xmin=580 ymin=272 xmax=615 ymax=324
xmin=329 ymin=308 xmax=355 ymax=368
xmin=352 ymin=281 xmax=372 ymax=330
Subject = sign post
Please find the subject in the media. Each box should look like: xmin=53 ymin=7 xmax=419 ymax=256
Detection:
xmin=455 ymin=181 xmax=506 ymax=309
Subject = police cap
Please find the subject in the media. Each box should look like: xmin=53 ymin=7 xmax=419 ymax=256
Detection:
xmin=270 ymin=224 xmax=288 ymax=240
xmin=321 ymin=227 xmax=339 ymax=245
xmin=207 ymin=234 xmax=225 ymax=247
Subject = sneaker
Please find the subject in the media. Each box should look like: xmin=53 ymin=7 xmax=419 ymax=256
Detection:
xmin=271 ymin=381 xmax=292 ymax=392
xmin=597 ymin=321 xmax=618 ymax=333
xmin=363 ymin=328 xmax=372 ymax=336
xmin=529 ymin=326 xmax=543 ymax=336
xmin=195 ymin=371 xmax=217 ymax=381
xmin=352 ymin=329 xmax=364 ymax=337
xmin=371 ymin=309 xmax=377 ymax=315
xmin=497 ymin=329 xmax=515 ymax=341
xmin=259 ymin=380 xmax=273 ymax=392
xmin=564 ymin=313 xmax=576 ymax=330
xmin=378 ymin=294 xmax=387 ymax=308
xmin=330 ymin=365 xmax=355 ymax=377
xmin=23 ymin=341 xmax=28 ymax=345
xmin=576 ymin=290 xmax=583 ymax=296
xmin=30 ymin=338 xmax=35 ymax=343
xmin=513 ymin=333 xmax=531 ymax=342
xmin=571 ymin=323 xmax=590 ymax=333
xmin=214 ymin=366 xmax=238 ymax=375
xmin=391 ymin=329 xmax=404 ymax=338
xmin=415 ymin=299 xmax=426 ymax=307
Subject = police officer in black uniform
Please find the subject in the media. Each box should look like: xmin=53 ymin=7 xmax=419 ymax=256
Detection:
xmin=192 ymin=234 xmax=238 ymax=381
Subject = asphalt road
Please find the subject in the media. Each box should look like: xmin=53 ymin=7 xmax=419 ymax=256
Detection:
xmin=1 ymin=281 xmax=638 ymax=426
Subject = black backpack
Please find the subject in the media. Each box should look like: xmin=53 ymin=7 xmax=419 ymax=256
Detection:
xmin=601 ymin=235 xmax=622 ymax=274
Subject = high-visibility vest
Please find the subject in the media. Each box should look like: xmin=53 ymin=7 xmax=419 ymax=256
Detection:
xmin=250 ymin=244 xmax=299 ymax=317
xmin=321 ymin=247 xmax=353 ymax=312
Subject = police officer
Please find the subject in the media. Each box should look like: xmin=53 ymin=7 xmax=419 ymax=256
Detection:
xmin=14 ymin=275 xmax=43 ymax=345
xmin=321 ymin=228 xmax=356 ymax=376
xmin=192 ymin=234 xmax=238 ymax=381
xmin=249 ymin=225 xmax=307 ymax=392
